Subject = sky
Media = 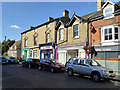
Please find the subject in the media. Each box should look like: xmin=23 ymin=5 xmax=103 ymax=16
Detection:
xmin=1 ymin=0 xmax=119 ymax=41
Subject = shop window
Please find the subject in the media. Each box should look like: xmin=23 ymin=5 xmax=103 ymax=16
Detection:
xmin=46 ymin=34 xmax=50 ymax=43
xmin=34 ymin=37 xmax=37 ymax=45
xmin=59 ymin=28 xmax=64 ymax=40
xmin=73 ymin=24 xmax=79 ymax=38
xmin=103 ymin=5 xmax=114 ymax=19
xmin=33 ymin=50 xmax=38 ymax=58
xmin=25 ymin=40 xmax=27 ymax=47
xmin=30 ymin=50 xmax=32 ymax=58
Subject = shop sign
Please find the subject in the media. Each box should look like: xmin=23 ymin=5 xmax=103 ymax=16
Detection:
xmin=40 ymin=46 xmax=52 ymax=50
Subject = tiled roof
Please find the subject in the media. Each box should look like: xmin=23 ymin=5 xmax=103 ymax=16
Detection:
xmin=8 ymin=40 xmax=21 ymax=51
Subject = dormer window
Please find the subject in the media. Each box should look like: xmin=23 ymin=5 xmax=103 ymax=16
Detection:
xmin=103 ymin=5 xmax=114 ymax=19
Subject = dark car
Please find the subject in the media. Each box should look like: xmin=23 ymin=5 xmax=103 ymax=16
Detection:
xmin=22 ymin=58 xmax=40 ymax=69
xmin=38 ymin=59 xmax=65 ymax=72
xmin=0 ymin=56 xmax=8 ymax=65
xmin=6 ymin=57 xmax=19 ymax=64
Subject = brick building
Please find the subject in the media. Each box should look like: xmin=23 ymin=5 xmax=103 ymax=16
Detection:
xmin=88 ymin=0 xmax=120 ymax=71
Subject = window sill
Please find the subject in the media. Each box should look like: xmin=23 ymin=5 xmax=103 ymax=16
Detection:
xmin=103 ymin=16 xmax=114 ymax=20
xmin=73 ymin=36 xmax=79 ymax=39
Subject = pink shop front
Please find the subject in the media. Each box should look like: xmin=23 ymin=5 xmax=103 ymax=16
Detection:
xmin=56 ymin=43 xmax=87 ymax=65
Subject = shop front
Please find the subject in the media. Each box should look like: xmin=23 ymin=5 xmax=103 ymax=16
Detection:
xmin=21 ymin=48 xmax=30 ymax=60
xmin=56 ymin=43 xmax=86 ymax=65
xmin=39 ymin=43 xmax=55 ymax=60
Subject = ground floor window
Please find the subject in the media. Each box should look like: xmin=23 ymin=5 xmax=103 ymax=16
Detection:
xmin=41 ymin=49 xmax=53 ymax=59
xmin=30 ymin=50 xmax=32 ymax=58
xmin=33 ymin=50 xmax=38 ymax=58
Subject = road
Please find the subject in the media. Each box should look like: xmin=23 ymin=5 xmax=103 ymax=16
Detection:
xmin=2 ymin=64 xmax=120 ymax=89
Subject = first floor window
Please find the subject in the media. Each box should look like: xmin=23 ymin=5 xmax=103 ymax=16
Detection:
xmin=34 ymin=37 xmax=37 ymax=45
xmin=59 ymin=28 xmax=64 ymax=40
xmin=115 ymin=27 xmax=118 ymax=40
xmin=46 ymin=34 xmax=50 ymax=43
xmin=25 ymin=40 xmax=27 ymax=47
xmin=104 ymin=28 xmax=112 ymax=40
xmin=33 ymin=50 xmax=38 ymax=58
xmin=73 ymin=24 xmax=79 ymax=38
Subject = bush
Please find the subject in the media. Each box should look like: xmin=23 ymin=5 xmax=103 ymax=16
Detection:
xmin=3 ymin=52 xmax=8 ymax=57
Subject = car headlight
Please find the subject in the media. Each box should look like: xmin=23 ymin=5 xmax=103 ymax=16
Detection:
xmin=55 ymin=65 xmax=60 ymax=68
xmin=103 ymin=70 xmax=109 ymax=75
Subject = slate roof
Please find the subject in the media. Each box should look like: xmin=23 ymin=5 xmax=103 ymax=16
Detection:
xmin=21 ymin=16 xmax=70 ymax=34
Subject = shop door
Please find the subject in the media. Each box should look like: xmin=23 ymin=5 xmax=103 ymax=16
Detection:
xmin=24 ymin=51 xmax=27 ymax=60
xmin=58 ymin=52 xmax=66 ymax=65
xmin=67 ymin=50 xmax=78 ymax=60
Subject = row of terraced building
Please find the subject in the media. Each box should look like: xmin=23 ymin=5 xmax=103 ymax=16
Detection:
xmin=21 ymin=0 xmax=120 ymax=71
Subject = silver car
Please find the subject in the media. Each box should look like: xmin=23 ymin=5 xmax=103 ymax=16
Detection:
xmin=65 ymin=58 xmax=116 ymax=82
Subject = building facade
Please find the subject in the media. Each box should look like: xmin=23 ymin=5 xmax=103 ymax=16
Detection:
xmin=21 ymin=10 xmax=70 ymax=61
xmin=89 ymin=0 xmax=120 ymax=71
xmin=8 ymin=40 xmax=21 ymax=60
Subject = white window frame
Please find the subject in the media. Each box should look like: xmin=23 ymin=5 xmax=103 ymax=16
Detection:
xmin=73 ymin=24 xmax=79 ymax=38
xmin=34 ymin=37 xmax=37 ymax=45
xmin=59 ymin=28 xmax=64 ymax=41
xmin=46 ymin=34 xmax=50 ymax=43
xmin=25 ymin=40 xmax=27 ymax=47
xmin=33 ymin=49 xmax=38 ymax=59
xmin=103 ymin=5 xmax=114 ymax=20
xmin=101 ymin=25 xmax=119 ymax=43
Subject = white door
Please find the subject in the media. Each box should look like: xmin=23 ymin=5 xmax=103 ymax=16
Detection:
xmin=58 ymin=52 xmax=66 ymax=65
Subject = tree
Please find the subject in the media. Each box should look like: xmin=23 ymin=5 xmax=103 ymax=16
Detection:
xmin=2 ymin=39 xmax=15 ymax=55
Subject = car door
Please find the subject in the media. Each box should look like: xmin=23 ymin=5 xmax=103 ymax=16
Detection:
xmin=79 ymin=59 xmax=92 ymax=75
xmin=72 ymin=59 xmax=82 ymax=73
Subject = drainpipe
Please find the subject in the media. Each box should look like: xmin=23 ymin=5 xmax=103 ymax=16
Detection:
xmin=39 ymin=44 xmax=41 ymax=60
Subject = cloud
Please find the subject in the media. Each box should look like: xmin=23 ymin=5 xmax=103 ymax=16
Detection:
xmin=10 ymin=25 xmax=21 ymax=29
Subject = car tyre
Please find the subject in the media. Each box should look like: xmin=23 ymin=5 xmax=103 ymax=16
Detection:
xmin=50 ymin=68 xmax=54 ymax=73
xmin=67 ymin=69 xmax=73 ymax=76
xmin=91 ymin=72 xmax=101 ymax=82
xmin=22 ymin=63 xmax=25 ymax=67
xmin=39 ymin=65 xmax=42 ymax=71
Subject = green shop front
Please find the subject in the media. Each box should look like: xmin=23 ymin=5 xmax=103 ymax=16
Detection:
xmin=21 ymin=48 xmax=30 ymax=60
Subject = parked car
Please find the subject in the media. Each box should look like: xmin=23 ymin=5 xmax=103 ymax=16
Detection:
xmin=65 ymin=58 xmax=116 ymax=82
xmin=6 ymin=57 xmax=19 ymax=64
xmin=39 ymin=59 xmax=65 ymax=72
xmin=0 ymin=56 xmax=8 ymax=65
xmin=22 ymin=58 xmax=40 ymax=68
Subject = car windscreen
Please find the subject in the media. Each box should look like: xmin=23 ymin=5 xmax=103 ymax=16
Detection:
xmin=87 ymin=60 xmax=101 ymax=66
xmin=9 ymin=57 xmax=15 ymax=59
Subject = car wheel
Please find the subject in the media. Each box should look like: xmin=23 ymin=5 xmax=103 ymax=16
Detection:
xmin=67 ymin=69 xmax=73 ymax=76
xmin=91 ymin=72 xmax=101 ymax=82
xmin=28 ymin=63 xmax=31 ymax=69
xmin=50 ymin=68 xmax=54 ymax=73
xmin=22 ymin=63 xmax=25 ymax=67
xmin=39 ymin=65 xmax=42 ymax=71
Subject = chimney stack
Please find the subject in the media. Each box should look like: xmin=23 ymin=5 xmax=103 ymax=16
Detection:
xmin=63 ymin=9 xmax=69 ymax=17
xmin=48 ymin=17 xmax=54 ymax=21
xmin=97 ymin=0 xmax=104 ymax=11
